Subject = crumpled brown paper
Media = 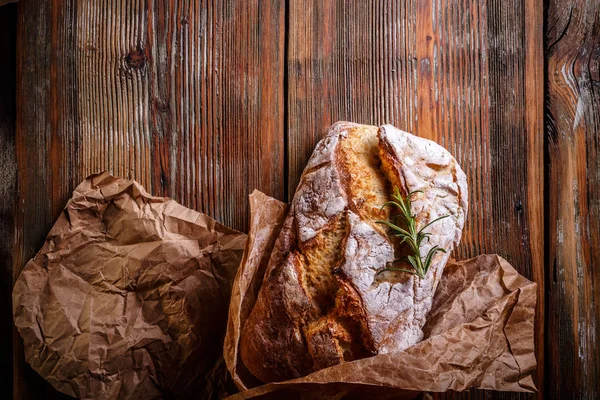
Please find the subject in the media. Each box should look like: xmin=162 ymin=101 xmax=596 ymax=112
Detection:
xmin=224 ymin=191 xmax=537 ymax=399
xmin=13 ymin=172 xmax=247 ymax=400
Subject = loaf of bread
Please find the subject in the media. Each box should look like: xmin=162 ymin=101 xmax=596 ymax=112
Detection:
xmin=240 ymin=122 xmax=468 ymax=383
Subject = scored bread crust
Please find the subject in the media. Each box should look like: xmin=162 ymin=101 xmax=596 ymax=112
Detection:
xmin=240 ymin=122 xmax=468 ymax=383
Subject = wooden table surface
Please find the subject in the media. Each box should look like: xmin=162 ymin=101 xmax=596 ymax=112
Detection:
xmin=1 ymin=0 xmax=598 ymax=399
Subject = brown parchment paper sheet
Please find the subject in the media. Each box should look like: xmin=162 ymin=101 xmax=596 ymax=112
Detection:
xmin=224 ymin=191 xmax=538 ymax=399
xmin=13 ymin=172 xmax=247 ymax=400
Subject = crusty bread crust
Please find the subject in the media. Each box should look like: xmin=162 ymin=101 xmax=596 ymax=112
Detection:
xmin=240 ymin=122 xmax=468 ymax=383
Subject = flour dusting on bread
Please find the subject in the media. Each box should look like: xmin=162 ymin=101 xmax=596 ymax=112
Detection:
xmin=240 ymin=122 xmax=468 ymax=383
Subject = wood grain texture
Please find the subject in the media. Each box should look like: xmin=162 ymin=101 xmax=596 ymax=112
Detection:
xmin=1 ymin=4 xmax=17 ymax=399
xmin=14 ymin=0 xmax=70 ymax=397
xmin=73 ymin=0 xmax=285 ymax=229
xmin=287 ymin=1 xmax=542 ymax=398
xmin=16 ymin=0 xmax=285 ymax=231
xmin=524 ymin=0 xmax=545 ymax=395
xmin=13 ymin=0 xmax=284 ymax=399
xmin=546 ymin=0 xmax=600 ymax=397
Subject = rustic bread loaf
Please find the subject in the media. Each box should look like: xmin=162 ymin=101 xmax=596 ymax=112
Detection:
xmin=240 ymin=122 xmax=468 ymax=383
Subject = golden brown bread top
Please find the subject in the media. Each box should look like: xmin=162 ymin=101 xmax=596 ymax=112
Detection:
xmin=240 ymin=122 xmax=468 ymax=383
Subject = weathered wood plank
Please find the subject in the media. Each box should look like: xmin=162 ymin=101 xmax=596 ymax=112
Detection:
xmin=1 ymin=4 xmax=17 ymax=399
xmin=14 ymin=0 xmax=70 ymax=397
xmin=73 ymin=0 xmax=285 ymax=229
xmin=524 ymin=0 xmax=545 ymax=394
xmin=287 ymin=1 xmax=543 ymax=398
xmin=546 ymin=0 xmax=600 ymax=397
xmin=14 ymin=0 xmax=284 ymax=398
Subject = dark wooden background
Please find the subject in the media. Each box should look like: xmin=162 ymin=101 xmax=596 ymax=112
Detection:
xmin=1 ymin=0 xmax=598 ymax=398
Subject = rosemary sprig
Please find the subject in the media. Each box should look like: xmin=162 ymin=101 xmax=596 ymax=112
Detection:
xmin=375 ymin=186 xmax=448 ymax=279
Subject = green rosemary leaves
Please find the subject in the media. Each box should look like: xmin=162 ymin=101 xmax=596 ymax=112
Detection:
xmin=376 ymin=186 xmax=448 ymax=279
